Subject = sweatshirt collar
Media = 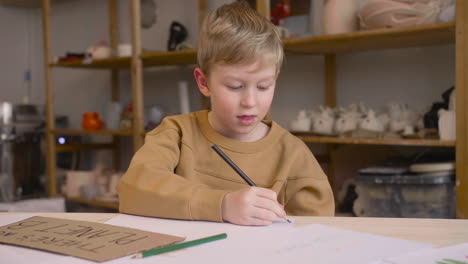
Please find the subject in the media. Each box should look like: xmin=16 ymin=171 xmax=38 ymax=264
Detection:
xmin=195 ymin=110 xmax=283 ymax=154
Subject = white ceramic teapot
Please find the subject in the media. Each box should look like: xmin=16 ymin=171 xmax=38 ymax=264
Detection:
xmin=359 ymin=109 xmax=385 ymax=132
xmin=312 ymin=107 xmax=335 ymax=135
xmin=334 ymin=110 xmax=361 ymax=135
xmin=289 ymin=110 xmax=312 ymax=132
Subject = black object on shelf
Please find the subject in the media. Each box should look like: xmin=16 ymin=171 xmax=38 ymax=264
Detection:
xmin=167 ymin=21 xmax=187 ymax=51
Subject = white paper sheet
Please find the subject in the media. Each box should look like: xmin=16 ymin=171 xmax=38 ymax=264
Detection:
xmin=0 ymin=214 xmax=437 ymax=264
xmin=376 ymin=243 xmax=468 ymax=264
xmin=105 ymin=214 xmax=290 ymax=240
xmin=139 ymin=223 xmax=433 ymax=264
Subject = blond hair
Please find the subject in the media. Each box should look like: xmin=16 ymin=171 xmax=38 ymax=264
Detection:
xmin=197 ymin=1 xmax=283 ymax=75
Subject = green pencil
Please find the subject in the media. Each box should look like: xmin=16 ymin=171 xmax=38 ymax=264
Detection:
xmin=134 ymin=233 xmax=227 ymax=258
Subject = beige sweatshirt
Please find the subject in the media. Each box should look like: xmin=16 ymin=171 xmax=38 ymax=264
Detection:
xmin=117 ymin=110 xmax=334 ymax=222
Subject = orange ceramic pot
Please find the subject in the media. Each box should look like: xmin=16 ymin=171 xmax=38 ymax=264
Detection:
xmin=82 ymin=112 xmax=104 ymax=130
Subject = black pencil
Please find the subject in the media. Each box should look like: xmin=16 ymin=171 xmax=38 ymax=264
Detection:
xmin=211 ymin=144 xmax=256 ymax=186
xmin=211 ymin=144 xmax=291 ymax=223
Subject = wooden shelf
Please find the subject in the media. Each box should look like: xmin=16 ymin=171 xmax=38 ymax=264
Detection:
xmin=0 ymin=0 xmax=70 ymax=8
xmin=283 ymin=22 xmax=455 ymax=55
xmin=52 ymin=128 xmax=134 ymax=136
xmin=51 ymin=57 xmax=131 ymax=69
xmin=56 ymin=143 xmax=115 ymax=152
xmin=49 ymin=23 xmax=455 ymax=70
xmin=142 ymin=49 xmax=197 ymax=67
xmin=294 ymin=134 xmax=456 ymax=147
xmin=65 ymin=197 xmax=119 ymax=210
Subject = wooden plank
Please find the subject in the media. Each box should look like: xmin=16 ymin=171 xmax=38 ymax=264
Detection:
xmin=294 ymin=134 xmax=456 ymax=147
xmin=109 ymin=0 xmax=120 ymax=101
xmin=52 ymin=128 xmax=134 ymax=136
xmin=56 ymin=144 xmax=114 ymax=152
xmin=51 ymin=57 xmax=131 ymax=69
xmin=130 ymin=0 xmax=144 ymax=151
xmin=284 ymin=22 xmax=455 ymax=55
xmin=324 ymin=54 xmax=336 ymax=188
xmin=199 ymin=0 xmax=207 ymax=29
xmin=0 ymin=0 xmax=71 ymax=8
xmin=109 ymin=0 xmax=121 ymax=171
xmin=42 ymin=0 xmax=57 ymax=197
xmin=50 ymin=23 xmax=455 ymax=70
xmin=142 ymin=49 xmax=197 ymax=67
xmin=456 ymin=0 xmax=468 ymax=219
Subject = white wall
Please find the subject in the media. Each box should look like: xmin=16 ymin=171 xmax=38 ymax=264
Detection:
xmin=272 ymin=45 xmax=455 ymax=127
xmin=0 ymin=0 xmax=456 ymax=167
xmin=0 ymin=6 xmax=35 ymax=104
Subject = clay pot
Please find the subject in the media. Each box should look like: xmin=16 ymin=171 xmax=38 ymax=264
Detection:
xmin=322 ymin=0 xmax=359 ymax=34
xmin=82 ymin=112 xmax=104 ymax=130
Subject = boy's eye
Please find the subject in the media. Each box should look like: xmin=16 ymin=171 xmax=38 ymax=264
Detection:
xmin=257 ymin=86 xmax=270 ymax=90
xmin=227 ymin=85 xmax=243 ymax=90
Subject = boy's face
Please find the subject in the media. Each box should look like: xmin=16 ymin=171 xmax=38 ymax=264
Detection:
xmin=195 ymin=59 xmax=277 ymax=141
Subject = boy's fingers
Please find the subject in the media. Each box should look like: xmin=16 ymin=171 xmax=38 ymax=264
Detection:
xmin=248 ymin=217 xmax=272 ymax=226
xmin=254 ymin=197 xmax=286 ymax=218
xmin=252 ymin=207 xmax=278 ymax=222
xmin=254 ymin=187 xmax=278 ymax=202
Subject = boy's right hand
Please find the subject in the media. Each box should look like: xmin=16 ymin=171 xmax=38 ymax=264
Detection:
xmin=221 ymin=187 xmax=287 ymax=226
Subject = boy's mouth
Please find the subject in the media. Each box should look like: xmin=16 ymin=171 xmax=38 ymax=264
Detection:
xmin=237 ymin=115 xmax=256 ymax=126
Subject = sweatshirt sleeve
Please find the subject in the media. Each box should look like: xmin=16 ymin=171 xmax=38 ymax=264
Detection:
xmin=284 ymin=143 xmax=335 ymax=216
xmin=116 ymin=125 xmax=228 ymax=222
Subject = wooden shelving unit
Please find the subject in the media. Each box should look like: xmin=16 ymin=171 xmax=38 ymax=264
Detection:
xmin=143 ymin=49 xmax=197 ymax=67
xmin=37 ymin=0 xmax=467 ymax=217
xmin=293 ymin=133 xmax=456 ymax=147
xmin=41 ymin=0 xmax=144 ymax=209
xmin=52 ymin=128 xmax=134 ymax=136
xmin=283 ymin=22 xmax=455 ymax=54
xmin=56 ymin=144 xmax=115 ymax=152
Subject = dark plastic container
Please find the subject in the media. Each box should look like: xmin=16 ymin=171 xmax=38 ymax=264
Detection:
xmin=353 ymin=171 xmax=456 ymax=218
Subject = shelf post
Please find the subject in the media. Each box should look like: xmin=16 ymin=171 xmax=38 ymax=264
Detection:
xmin=256 ymin=0 xmax=270 ymax=20
xmin=130 ymin=0 xmax=145 ymax=151
xmin=199 ymin=0 xmax=207 ymax=29
xmin=456 ymin=0 xmax=468 ymax=219
xmin=325 ymin=54 xmax=337 ymax=191
xmin=109 ymin=0 xmax=121 ymax=170
xmin=42 ymin=0 xmax=57 ymax=197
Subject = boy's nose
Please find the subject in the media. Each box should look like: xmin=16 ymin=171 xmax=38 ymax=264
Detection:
xmin=240 ymin=89 xmax=256 ymax=108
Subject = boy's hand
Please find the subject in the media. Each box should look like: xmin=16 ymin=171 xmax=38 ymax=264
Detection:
xmin=221 ymin=187 xmax=286 ymax=226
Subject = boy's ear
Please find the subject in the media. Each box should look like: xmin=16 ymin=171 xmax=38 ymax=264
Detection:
xmin=194 ymin=68 xmax=210 ymax=97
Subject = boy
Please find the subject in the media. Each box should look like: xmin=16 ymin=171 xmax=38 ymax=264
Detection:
xmin=117 ymin=2 xmax=334 ymax=226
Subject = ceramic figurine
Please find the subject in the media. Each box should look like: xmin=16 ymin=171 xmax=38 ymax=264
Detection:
xmin=359 ymin=109 xmax=385 ymax=132
xmin=449 ymin=88 xmax=456 ymax=111
xmin=389 ymin=118 xmax=408 ymax=133
xmin=438 ymin=109 xmax=456 ymax=140
xmin=334 ymin=111 xmax=360 ymax=135
xmin=312 ymin=107 xmax=335 ymax=135
xmin=358 ymin=0 xmax=441 ymax=29
xmin=439 ymin=0 xmax=455 ymax=22
xmin=377 ymin=113 xmax=390 ymax=131
xmin=322 ymin=0 xmax=359 ymax=34
xmin=289 ymin=110 xmax=311 ymax=132
xmin=86 ymin=41 xmax=111 ymax=59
